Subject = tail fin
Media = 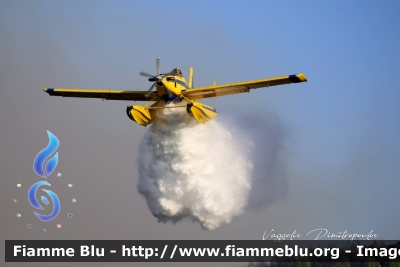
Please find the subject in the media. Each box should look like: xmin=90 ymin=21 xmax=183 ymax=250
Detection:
xmin=188 ymin=67 xmax=194 ymax=89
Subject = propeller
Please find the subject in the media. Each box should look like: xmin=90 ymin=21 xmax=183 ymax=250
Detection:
xmin=139 ymin=57 xmax=166 ymax=98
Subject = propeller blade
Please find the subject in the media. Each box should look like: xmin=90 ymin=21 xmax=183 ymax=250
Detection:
xmin=156 ymin=57 xmax=160 ymax=75
xmin=144 ymin=82 xmax=156 ymax=98
xmin=139 ymin=71 xmax=155 ymax=78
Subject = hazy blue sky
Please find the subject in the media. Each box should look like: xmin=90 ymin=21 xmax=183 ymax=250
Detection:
xmin=1 ymin=1 xmax=400 ymax=266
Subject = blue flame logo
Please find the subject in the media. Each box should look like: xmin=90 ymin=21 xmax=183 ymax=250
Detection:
xmin=29 ymin=131 xmax=61 ymax=222
xmin=28 ymin=181 xmax=60 ymax=222
xmin=33 ymin=131 xmax=59 ymax=178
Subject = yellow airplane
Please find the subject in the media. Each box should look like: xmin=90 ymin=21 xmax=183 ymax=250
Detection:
xmin=43 ymin=57 xmax=307 ymax=126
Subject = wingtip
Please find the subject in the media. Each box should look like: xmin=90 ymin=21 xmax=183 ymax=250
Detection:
xmin=289 ymin=74 xmax=307 ymax=83
xmin=43 ymin=88 xmax=55 ymax=94
xmin=298 ymin=73 xmax=307 ymax=82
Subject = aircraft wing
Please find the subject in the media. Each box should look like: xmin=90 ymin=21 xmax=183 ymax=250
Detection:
xmin=182 ymin=73 xmax=307 ymax=100
xmin=43 ymin=88 xmax=158 ymax=101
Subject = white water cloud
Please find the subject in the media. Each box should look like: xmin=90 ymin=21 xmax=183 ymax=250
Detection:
xmin=138 ymin=106 xmax=253 ymax=230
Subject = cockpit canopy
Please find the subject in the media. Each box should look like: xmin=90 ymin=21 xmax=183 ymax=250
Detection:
xmin=167 ymin=68 xmax=182 ymax=76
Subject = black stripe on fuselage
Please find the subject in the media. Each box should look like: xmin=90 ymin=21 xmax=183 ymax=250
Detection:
xmin=170 ymin=79 xmax=190 ymax=89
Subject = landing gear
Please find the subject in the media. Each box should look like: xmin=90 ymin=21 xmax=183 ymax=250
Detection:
xmin=126 ymin=106 xmax=152 ymax=127
xmin=186 ymin=102 xmax=217 ymax=124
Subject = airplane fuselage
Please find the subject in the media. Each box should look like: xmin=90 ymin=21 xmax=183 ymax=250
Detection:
xmin=155 ymin=75 xmax=190 ymax=103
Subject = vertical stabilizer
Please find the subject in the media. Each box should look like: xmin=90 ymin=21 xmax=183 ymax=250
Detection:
xmin=189 ymin=67 xmax=194 ymax=89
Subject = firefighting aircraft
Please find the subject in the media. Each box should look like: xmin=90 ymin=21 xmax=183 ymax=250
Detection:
xmin=43 ymin=57 xmax=307 ymax=126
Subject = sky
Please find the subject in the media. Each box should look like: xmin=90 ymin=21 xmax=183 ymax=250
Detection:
xmin=1 ymin=0 xmax=400 ymax=266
